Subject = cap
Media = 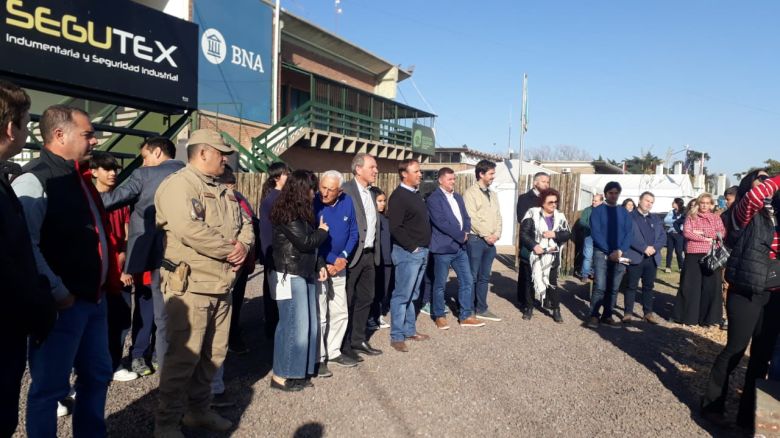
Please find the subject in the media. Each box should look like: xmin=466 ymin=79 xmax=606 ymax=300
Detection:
xmin=187 ymin=129 xmax=236 ymax=154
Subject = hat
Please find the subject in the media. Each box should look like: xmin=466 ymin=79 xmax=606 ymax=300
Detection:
xmin=604 ymin=181 xmax=622 ymax=194
xmin=187 ymin=129 xmax=236 ymax=154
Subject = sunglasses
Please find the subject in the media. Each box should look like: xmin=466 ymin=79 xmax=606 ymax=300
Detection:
xmin=758 ymin=175 xmax=770 ymax=182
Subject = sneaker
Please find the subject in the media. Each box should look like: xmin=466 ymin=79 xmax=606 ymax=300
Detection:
xmin=459 ymin=316 xmax=485 ymax=328
xmin=720 ymin=318 xmax=728 ymax=331
xmin=378 ymin=316 xmax=390 ymax=329
xmin=182 ymin=409 xmax=232 ymax=432
xmin=270 ymin=376 xmax=303 ymax=392
xmin=228 ymin=337 xmax=249 ymax=355
xmin=600 ymin=315 xmax=621 ymax=327
xmin=330 ymin=354 xmax=358 ymax=368
xmin=210 ymin=392 xmax=236 ymax=408
xmin=317 ymin=362 xmax=333 ymax=378
xmin=113 ymin=368 xmax=139 ymax=382
xmin=420 ymin=303 xmax=431 ymax=315
xmin=622 ymin=313 xmax=634 ymax=323
xmin=57 ymin=401 xmax=70 ymax=418
xmin=587 ymin=316 xmax=599 ymax=329
xmin=131 ymin=357 xmax=153 ymax=376
xmin=434 ymin=317 xmax=450 ymax=330
xmin=644 ymin=313 xmax=663 ymax=325
xmin=475 ymin=310 xmax=501 ymax=322
xmin=664 ymin=267 xmax=672 ymax=274
xmin=151 ymin=357 xmax=160 ymax=372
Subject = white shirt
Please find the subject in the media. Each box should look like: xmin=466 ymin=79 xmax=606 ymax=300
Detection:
xmin=441 ymin=187 xmax=463 ymax=229
xmin=357 ymin=180 xmax=376 ymax=249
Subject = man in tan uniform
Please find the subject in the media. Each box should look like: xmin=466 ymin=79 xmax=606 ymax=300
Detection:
xmin=153 ymin=129 xmax=254 ymax=437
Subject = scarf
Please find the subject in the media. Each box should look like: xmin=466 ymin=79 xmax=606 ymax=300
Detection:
xmin=524 ymin=207 xmax=569 ymax=301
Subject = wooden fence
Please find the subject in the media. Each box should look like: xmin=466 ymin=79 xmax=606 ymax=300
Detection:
xmin=237 ymin=171 xmax=582 ymax=274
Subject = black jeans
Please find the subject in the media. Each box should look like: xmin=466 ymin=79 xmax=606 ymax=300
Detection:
xmin=519 ymin=258 xmax=561 ymax=310
xmin=0 ymin=330 xmax=26 ymax=437
xmin=344 ymin=249 xmax=375 ymax=348
xmin=702 ymin=289 xmax=780 ymax=428
xmin=263 ymin=260 xmax=279 ymax=339
xmin=624 ymin=257 xmax=658 ymax=316
xmin=107 ymin=290 xmax=132 ymax=370
xmin=130 ymin=282 xmax=156 ymax=360
xmin=229 ymin=267 xmax=250 ymax=344
xmin=665 ymin=233 xmax=685 ymax=270
xmin=370 ymin=265 xmax=393 ymax=323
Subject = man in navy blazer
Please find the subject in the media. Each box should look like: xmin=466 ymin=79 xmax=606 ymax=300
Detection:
xmin=623 ymin=191 xmax=666 ymax=324
xmin=427 ymin=167 xmax=485 ymax=329
xmin=101 ymin=137 xmax=184 ymax=373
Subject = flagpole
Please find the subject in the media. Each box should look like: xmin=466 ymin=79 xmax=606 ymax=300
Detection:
xmin=519 ymin=73 xmax=527 ymax=189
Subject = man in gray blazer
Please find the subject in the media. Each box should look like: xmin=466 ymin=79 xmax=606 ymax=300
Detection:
xmin=340 ymin=153 xmax=383 ymax=359
xmin=101 ymin=137 xmax=184 ymax=374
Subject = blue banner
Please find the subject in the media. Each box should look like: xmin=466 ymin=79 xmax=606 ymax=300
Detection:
xmin=193 ymin=0 xmax=273 ymax=124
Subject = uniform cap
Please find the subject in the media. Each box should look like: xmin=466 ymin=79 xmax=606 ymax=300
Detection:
xmin=187 ymin=129 xmax=236 ymax=154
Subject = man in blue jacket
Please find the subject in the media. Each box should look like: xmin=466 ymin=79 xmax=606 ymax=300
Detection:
xmin=623 ymin=191 xmax=666 ymax=324
xmin=588 ymin=181 xmax=633 ymax=328
xmin=427 ymin=167 xmax=485 ymax=329
xmin=314 ymin=171 xmax=360 ymax=375
xmin=100 ymin=137 xmax=184 ymax=374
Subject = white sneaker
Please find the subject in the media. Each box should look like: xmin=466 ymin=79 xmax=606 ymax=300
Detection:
xmin=113 ymin=368 xmax=139 ymax=382
xmin=379 ymin=316 xmax=390 ymax=329
xmin=57 ymin=401 xmax=70 ymax=417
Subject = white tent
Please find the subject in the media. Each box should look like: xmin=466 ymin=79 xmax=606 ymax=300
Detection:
xmin=578 ymin=174 xmax=697 ymax=213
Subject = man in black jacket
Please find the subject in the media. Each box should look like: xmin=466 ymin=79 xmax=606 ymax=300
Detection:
xmin=13 ymin=105 xmax=112 ymax=437
xmin=516 ymin=171 xmax=549 ymax=309
xmin=388 ymin=159 xmax=432 ymax=352
xmin=0 ymin=81 xmax=57 ymax=437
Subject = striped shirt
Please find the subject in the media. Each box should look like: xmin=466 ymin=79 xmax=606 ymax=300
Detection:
xmin=734 ymin=175 xmax=780 ymax=259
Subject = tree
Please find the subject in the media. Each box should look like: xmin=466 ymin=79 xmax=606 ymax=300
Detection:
xmin=621 ymin=152 xmax=663 ymax=174
xmin=526 ymin=144 xmax=593 ymax=161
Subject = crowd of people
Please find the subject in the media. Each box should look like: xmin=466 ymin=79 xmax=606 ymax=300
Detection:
xmin=1 ymin=76 xmax=779 ymax=437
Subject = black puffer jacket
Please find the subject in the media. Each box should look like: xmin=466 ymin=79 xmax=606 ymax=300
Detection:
xmin=726 ymin=211 xmax=775 ymax=298
xmin=272 ymin=219 xmax=328 ymax=277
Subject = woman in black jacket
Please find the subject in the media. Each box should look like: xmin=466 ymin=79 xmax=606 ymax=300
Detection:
xmin=269 ymin=170 xmax=329 ymax=392
xmin=518 ymin=188 xmax=571 ymax=322
xmin=701 ymin=169 xmax=780 ymax=430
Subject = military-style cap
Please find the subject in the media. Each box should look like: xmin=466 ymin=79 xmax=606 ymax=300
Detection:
xmin=188 ymin=129 xmax=236 ymax=154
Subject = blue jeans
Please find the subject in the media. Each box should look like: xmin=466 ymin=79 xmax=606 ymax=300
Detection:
xmin=27 ymin=298 xmax=112 ymax=438
xmin=581 ymin=236 xmax=594 ymax=276
xmin=272 ymin=272 xmax=318 ymax=379
xmin=390 ymin=245 xmax=428 ymax=342
xmin=624 ymin=257 xmax=657 ymax=315
xmin=432 ymin=248 xmax=475 ymax=319
xmin=590 ymin=249 xmax=626 ymax=319
xmin=467 ymin=235 xmax=496 ymax=314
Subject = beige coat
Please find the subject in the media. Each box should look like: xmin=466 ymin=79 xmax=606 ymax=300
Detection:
xmin=155 ymin=165 xmax=254 ymax=295
xmin=463 ymin=182 xmax=502 ymax=239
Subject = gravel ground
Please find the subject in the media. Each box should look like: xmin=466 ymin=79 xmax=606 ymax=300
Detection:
xmin=15 ymin=248 xmax=752 ymax=437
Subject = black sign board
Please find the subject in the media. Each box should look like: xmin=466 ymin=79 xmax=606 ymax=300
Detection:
xmin=0 ymin=0 xmax=198 ymax=112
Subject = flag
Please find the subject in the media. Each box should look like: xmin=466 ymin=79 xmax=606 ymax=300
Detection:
xmin=521 ymin=74 xmax=528 ymax=133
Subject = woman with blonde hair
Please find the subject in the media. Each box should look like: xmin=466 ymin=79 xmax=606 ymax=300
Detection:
xmin=672 ymin=193 xmax=726 ymax=326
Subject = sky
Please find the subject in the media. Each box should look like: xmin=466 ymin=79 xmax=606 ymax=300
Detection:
xmin=284 ymin=0 xmax=778 ymax=177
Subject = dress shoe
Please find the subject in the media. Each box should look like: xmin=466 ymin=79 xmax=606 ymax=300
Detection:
xmin=459 ymin=316 xmax=485 ymax=327
xmin=405 ymin=333 xmax=430 ymax=341
xmin=435 ymin=317 xmax=450 ymax=330
xmin=352 ymin=341 xmax=382 ymax=355
xmin=341 ymin=348 xmax=364 ymax=362
xmin=270 ymin=377 xmax=303 ymax=392
xmin=390 ymin=341 xmax=409 ymax=352
xmin=522 ymin=308 xmax=533 ymax=320
xmin=552 ymin=309 xmax=563 ymax=323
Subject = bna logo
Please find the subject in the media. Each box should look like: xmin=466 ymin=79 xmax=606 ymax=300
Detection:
xmin=201 ymin=28 xmax=226 ymax=64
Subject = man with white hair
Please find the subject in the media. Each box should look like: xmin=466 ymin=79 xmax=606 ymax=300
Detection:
xmin=314 ymin=170 xmax=359 ymax=375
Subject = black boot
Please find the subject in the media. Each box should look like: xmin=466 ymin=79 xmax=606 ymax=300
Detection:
xmin=553 ymin=308 xmax=563 ymax=323
xmin=522 ymin=307 xmax=533 ymax=320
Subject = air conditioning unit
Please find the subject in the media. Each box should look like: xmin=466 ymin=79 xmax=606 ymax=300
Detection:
xmin=560 ymin=167 xmax=572 ymax=174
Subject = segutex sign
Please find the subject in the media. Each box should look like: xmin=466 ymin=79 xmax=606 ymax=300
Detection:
xmin=0 ymin=0 xmax=198 ymax=110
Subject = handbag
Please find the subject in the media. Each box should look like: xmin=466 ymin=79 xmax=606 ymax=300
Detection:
xmin=700 ymin=233 xmax=730 ymax=273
